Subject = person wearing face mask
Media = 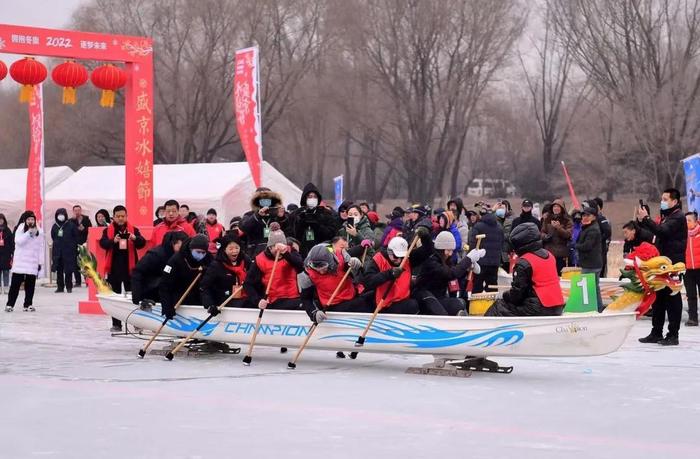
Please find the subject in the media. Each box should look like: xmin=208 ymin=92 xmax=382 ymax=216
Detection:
xmin=361 ymin=236 xmax=421 ymax=314
xmin=131 ymin=231 xmax=188 ymax=306
xmin=159 ymin=234 xmax=213 ymax=320
xmin=541 ymin=198 xmax=573 ymax=275
xmin=683 ymin=212 xmax=700 ymax=326
xmin=511 ymin=199 xmax=541 ymax=232
xmin=288 ymin=183 xmax=339 ymax=257
xmin=5 ymin=211 xmax=45 ymax=312
xmin=637 ymin=188 xmax=688 ymax=345
xmin=240 ymin=187 xmax=289 ymax=257
xmin=153 ymin=206 xmax=165 ymax=226
xmin=244 ymin=223 xmax=304 ymax=311
xmin=99 ymin=205 xmax=147 ymax=331
xmin=338 ymin=205 xmax=376 ymax=258
xmin=0 ymin=213 xmax=15 ymax=295
xmin=576 ymin=206 xmax=603 ymax=311
xmin=200 ymin=234 xmax=253 ymax=314
xmin=51 ymin=208 xmax=80 ymax=293
xmin=94 ymin=209 xmax=111 ymax=228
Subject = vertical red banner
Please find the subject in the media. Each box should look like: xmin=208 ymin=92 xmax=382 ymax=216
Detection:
xmin=26 ymin=84 xmax=45 ymax=227
xmin=234 ymin=47 xmax=263 ymax=188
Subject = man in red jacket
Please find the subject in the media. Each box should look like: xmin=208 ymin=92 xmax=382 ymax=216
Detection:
xmin=684 ymin=211 xmax=700 ymax=326
xmin=152 ymin=199 xmax=195 ymax=245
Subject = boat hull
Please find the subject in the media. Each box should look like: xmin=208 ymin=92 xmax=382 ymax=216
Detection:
xmin=100 ymin=294 xmax=636 ymax=359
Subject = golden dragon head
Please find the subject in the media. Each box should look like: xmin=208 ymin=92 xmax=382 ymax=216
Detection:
xmin=625 ymin=255 xmax=685 ymax=295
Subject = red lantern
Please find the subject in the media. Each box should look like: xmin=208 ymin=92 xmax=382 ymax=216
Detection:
xmin=0 ymin=60 xmax=7 ymax=82
xmin=51 ymin=60 xmax=89 ymax=105
xmin=91 ymin=64 xmax=127 ymax=108
xmin=10 ymin=57 xmax=48 ymax=103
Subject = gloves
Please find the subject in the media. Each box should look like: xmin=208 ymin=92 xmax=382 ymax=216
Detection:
xmin=472 ymin=261 xmax=481 ymax=275
xmin=348 ymin=257 xmax=362 ymax=271
xmin=416 ymin=226 xmax=430 ymax=238
xmin=162 ymin=306 xmax=175 ymax=320
xmin=361 ymin=239 xmax=374 ymax=248
xmin=312 ymin=309 xmax=327 ymax=324
xmin=467 ymin=248 xmax=486 ymax=265
xmin=390 ymin=267 xmax=404 ymax=279
xmin=139 ymin=299 xmax=155 ymax=311
xmin=258 ymin=299 xmax=268 ymax=310
xmin=207 ymin=305 xmax=221 ymax=316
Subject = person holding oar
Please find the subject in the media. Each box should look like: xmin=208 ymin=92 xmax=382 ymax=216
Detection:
xmin=200 ymin=233 xmax=253 ymax=312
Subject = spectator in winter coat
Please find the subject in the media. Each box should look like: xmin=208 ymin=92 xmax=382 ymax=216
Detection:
xmin=447 ymin=199 xmax=470 ymax=254
xmin=568 ymin=209 xmax=583 ymax=266
xmin=485 ymin=223 xmax=565 ymax=317
xmin=637 ymin=188 xmax=688 ymax=345
xmin=70 ymin=205 xmax=92 ymax=287
xmin=98 ymin=205 xmax=147 ymax=331
xmin=336 ymin=200 xmax=353 ymax=224
xmin=684 ymin=212 xmax=700 ymax=326
xmin=511 ymin=199 xmax=541 ymax=232
xmin=495 ymin=201 xmax=514 ymax=271
xmin=622 ymin=220 xmax=654 ymax=257
xmin=5 ymin=211 xmax=44 ymax=312
xmin=435 ymin=211 xmax=463 ymax=259
xmin=412 ymin=230 xmax=483 ymax=315
xmin=381 ymin=207 xmax=405 ymax=247
xmin=203 ymin=208 xmax=225 ymax=254
xmin=338 ymin=205 xmax=376 ymax=258
xmin=152 ymin=199 xmax=196 ymax=245
xmin=159 ymin=234 xmax=213 ymax=319
xmin=52 ymin=208 xmax=80 ymax=293
xmin=179 ymin=204 xmax=190 ymax=220
xmin=591 ymin=197 xmax=612 ymax=277
xmin=153 ymin=206 xmax=165 ymax=226
xmin=240 ymin=187 xmax=290 ymax=257
xmin=403 ymin=205 xmax=433 ymax=244
xmin=541 ymin=198 xmax=573 ymax=275
xmin=288 ymin=183 xmax=339 ymax=257
xmin=200 ymin=234 xmax=253 ymax=314
xmin=131 ymin=231 xmax=188 ymax=305
xmin=465 ymin=210 xmax=480 ymax=229
xmin=0 ymin=213 xmax=15 ymax=295
xmin=244 ymin=223 xmax=304 ymax=310
xmin=468 ymin=206 xmax=505 ymax=293
xmin=576 ymin=206 xmax=603 ymax=311
xmin=94 ymin=209 xmax=111 ymax=227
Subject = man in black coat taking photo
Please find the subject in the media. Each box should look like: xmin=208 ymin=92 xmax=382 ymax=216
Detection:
xmin=637 ymin=188 xmax=687 ymax=346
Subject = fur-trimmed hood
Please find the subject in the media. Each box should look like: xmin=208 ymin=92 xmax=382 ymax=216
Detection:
xmin=250 ymin=189 xmax=283 ymax=212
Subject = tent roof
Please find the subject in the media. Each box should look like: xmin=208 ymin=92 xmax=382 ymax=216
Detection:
xmin=0 ymin=166 xmax=74 ymax=200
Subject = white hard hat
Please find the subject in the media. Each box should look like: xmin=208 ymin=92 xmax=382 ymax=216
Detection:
xmin=387 ymin=237 xmax=408 ymax=257
xmin=434 ymin=231 xmax=456 ymax=250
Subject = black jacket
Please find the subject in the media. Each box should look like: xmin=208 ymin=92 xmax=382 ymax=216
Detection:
xmin=159 ymin=240 xmax=213 ymax=315
xmin=98 ymin=223 xmax=146 ymax=277
xmin=504 ymin=246 xmax=563 ymax=308
xmin=403 ymin=216 xmax=433 ymax=246
xmin=598 ymin=213 xmax=612 ymax=252
xmin=576 ymin=221 xmax=603 ymax=269
xmin=511 ymin=212 xmax=541 ymax=232
xmin=413 ymin=233 xmax=472 ymax=298
xmin=468 ymin=213 xmax=504 ymax=267
xmin=131 ymin=232 xmax=186 ymax=304
xmin=243 ymin=247 xmax=304 ymax=305
xmin=0 ymin=225 xmax=14 ymax=270
xmin=240 ymin=189 xmax=290 ymax=256
xmin=623 ymin=228 xmax=654 ymax=257
xmin=71 ymin=215 xmax=92 ymax=245
xmin=288 ymin=183 xmax=339 ymax=257
xmin=362 ymin=243 xmax=431 ymax=292
xmin=639 ymin=205 xmax=687 ymax=264
xmin=200 ymin=250 xmax=252 ymax=308
xmin=51 ymin=209 xmax=80 ymax=272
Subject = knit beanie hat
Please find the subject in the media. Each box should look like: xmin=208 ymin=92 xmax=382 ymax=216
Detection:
xmin=190 ymin=234 xmax=209 ymax=251
xmin=267 ymin=222 xmax=287 ymax=247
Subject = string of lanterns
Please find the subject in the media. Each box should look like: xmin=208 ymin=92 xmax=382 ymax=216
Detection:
xmin=0 ymin=56 xmax=126 ymax=108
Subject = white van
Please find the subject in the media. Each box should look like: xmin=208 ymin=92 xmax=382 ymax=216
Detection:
xmin=466 ymin=178 xmax=517 ymax=197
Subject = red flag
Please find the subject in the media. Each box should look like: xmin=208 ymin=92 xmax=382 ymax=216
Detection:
xmin=26 ymin=84 xmax=45 ymax=227
xmin=233 ymin=47 xmax=263 ymax=188
xmin=561 ymin=161 xmax=581 ymax=210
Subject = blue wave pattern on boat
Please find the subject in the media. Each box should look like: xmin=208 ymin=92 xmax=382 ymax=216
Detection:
xmin=321 ymin=317 xmax=524 ymax=349
xmin=134 ymin=308 xmax=218 ymax=336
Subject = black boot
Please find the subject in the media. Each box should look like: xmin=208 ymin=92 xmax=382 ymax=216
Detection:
xmin=686 ymin=318 xmax=699 ymax=326
xmin=638 ymin=332 xmax=663 ymax=343
xmin=658 ymin=334 xmax=679 ymax=346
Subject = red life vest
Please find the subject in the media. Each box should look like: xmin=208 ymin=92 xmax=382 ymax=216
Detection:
xmin=103 ymin=223 xmax=138 ymax=275
xmin=686 ymin=226 xmax=700 ymax=269
xmin=520 ymin=252 xmax=565 ymax=307
xmin=372 ymin=252 xmax=411 ymax=308
xmin=255 ymin=251 xmax=299 ymax=303
xmin=308 ymin=248 xmax=355 ymax=307
xmin=222 ymin=258 xmax=248 ymax=298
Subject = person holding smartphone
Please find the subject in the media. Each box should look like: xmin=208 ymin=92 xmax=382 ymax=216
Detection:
xmin=337 ymin=205 xmax=376 ymax=259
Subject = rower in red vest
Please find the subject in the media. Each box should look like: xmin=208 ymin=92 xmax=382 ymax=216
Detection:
xmin=243 ymin=222 xmax=304 ymax=310
xmin=98 ymin=205 xmax=147 ymax=331
xmin=362 ymin=236 xmax=421 ymax=314
xmin=152 ymin=199 xmax=196 ymax=246
xmin=299 ymin=243 xmax=374 ymax=324
xmin=485 ymin=222 xmax=565 ymax=316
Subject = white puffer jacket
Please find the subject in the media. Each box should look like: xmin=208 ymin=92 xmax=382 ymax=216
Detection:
xmin=11 ymin=224 xmax=46 ymax=277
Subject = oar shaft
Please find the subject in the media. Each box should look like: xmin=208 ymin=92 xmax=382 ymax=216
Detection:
xmin=244 ymin=252 xmax=281 ymax=364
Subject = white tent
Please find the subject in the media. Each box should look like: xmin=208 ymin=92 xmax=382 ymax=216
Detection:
xmin=45 ymin=161 xmax=302 ymax=225
xmin=0 ymin=166 xmax=74 ymax=225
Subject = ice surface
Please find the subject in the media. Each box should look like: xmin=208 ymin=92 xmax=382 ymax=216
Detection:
xmin=1 ymin=286 xmax=699 ymax=459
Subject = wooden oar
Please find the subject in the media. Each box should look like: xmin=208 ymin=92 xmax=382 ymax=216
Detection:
xmin=354 ymin=235 xmax=419 ymax=348
xmin=137 ymin=271 xmax=202 ymax=358
xmin=242 ymin=251 xmax=281 ymax=365
xmin=287 ymin=247 xmax=368 ymax=369
xmin=466 ymin=234 xmax=486 ymax=296
xmin=164 ymin=285 xmax=244 ymax=360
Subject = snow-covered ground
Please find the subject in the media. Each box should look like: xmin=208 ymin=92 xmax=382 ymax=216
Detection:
xmin=1 ymin=286 xmax=699 ymax=459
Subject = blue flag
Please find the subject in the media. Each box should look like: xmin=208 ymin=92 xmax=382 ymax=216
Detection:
xmin=334 ymin=175 xmax=344 ymax=209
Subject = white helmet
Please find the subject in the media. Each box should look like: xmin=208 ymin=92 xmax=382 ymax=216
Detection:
xmin=387 ymin=237 xmax=408 ymax=257
xmin=434 ymin=231 xmax=456 ymax=250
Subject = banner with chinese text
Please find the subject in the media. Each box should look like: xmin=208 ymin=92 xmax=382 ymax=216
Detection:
xmin=26 ymin=84 xmax=45 ymax=227
xmin=234 ymin=47 xmax=263 ymax=188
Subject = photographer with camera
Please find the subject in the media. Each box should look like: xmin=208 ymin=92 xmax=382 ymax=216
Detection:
xmin=240 ymin=187 xmax=290 ymax=257
xmin=99 ymin=205 xmax=146 ymax=332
